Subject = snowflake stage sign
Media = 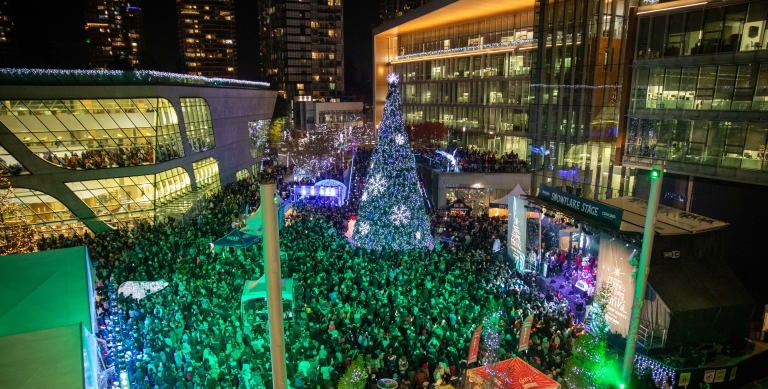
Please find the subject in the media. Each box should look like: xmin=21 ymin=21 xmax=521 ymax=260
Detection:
xmin=353 ymin=73 xmax=432 ymax=250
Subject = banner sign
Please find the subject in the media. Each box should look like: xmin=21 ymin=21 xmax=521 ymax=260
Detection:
xmin=518 ymin=314 xmax=534 ymax=351
xmin=467 ymin=325 xmax=483 ymax=364
xmin=507 ymin=196 xmax=527 ymax=272
xmin=538 ymin=184 xmax=623 ymax=228
xmin=596 ymin=233 xmax=638 ymax=337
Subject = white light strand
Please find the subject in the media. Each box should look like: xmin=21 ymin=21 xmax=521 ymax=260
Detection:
xmin=530 ymin=83 xmax=620 ymax=89
xmin=0 ymin=68 xmax=270 ymax=88
xmin=395 ymin=38 xmax=538 ymax=60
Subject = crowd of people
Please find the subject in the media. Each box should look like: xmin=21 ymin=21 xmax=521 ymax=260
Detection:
xmin=35 ymin=148 xmax=587 ymax=389
xmin=39 ymin=143 xmax=183 ymax=170
xmin=416 ymin=147 xmax=528 ymax=173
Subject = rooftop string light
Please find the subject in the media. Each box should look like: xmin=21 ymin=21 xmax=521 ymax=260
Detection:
xmin=0 ymin=68 xmax=270 ymax=88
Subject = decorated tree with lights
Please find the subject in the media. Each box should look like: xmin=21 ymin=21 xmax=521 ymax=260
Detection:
xmin=338 ymin=355 xmax=367 ymax=389
xmin=564 ymin=284 xmax=613 ymax=389
xmin=0 ymin=176 xmax=37 ymax=255
xmin=353 ymin=73 xmax=432 ymax=250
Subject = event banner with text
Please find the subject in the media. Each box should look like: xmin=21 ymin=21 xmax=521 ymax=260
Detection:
xmin=507 ymin=195 xmax=527 ymax=272
xmin=537 ymin=184 xmax=623 ymax=228
xmin=596 ymin=233 xmax=638 ymax=337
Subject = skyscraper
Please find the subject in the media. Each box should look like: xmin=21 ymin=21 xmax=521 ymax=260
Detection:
xmin=379 ymin=0 xmax=433 ymax=24
xmin=259 ymin=0 xmax=344 ymax=101
xmin=177 ymin=0 xmax=238 ymax=78
xmin=84 ymin=0 xmax=144 ymax=70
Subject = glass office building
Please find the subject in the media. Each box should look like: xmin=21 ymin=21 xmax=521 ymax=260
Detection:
xmin=528 ymin=0 xmax=637 ymax=199
xmin=180 ymin=97 xmax=216 ymax=152
xmin=384 ymin=8 xmax=535 ymax=155
xmin=0 ymin=69 xmax=276 ymax=237
xmin=0 ymin=98 xmax=184 ymax=169
xmin=624 ymin=0 xmax=768 ymax=183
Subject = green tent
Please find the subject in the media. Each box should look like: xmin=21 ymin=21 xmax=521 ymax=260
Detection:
xmin=0 ymin=246 xmax=96 ymax=337
xmin=0 ymin=246 xmax=99 ymax=389
xmin=0 ymin=323 xmax=99 ymax=389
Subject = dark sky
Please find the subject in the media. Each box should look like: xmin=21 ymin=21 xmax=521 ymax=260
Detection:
xmin=3 ymin=0 xmax=379 ymax=102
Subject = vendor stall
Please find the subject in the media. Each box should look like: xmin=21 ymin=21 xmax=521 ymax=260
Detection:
xmin=448 ymin=199 xmax=471 ymax=216
xmin=241 ymin=276 xmax=295 ymax=325
xmin=467 ymin=358 xmax=560 ymax=389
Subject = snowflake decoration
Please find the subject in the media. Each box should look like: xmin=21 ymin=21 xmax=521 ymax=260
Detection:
xmin=357 ymin=222 xmax=370 ymax=235
xmin=361 ymin=191 xmax=368 ymax=201
xmin=395 ymin=134 xmax=405 ymax=145
xmin=416 ymin=231 xmax=421 ymax=241
xmin=390 ymin=205 xmax=410 ymax=226
xmin=367 ymin=174 xmax=386 ymax=197
xmin=387 ymin=73 xmax=399 ymax=84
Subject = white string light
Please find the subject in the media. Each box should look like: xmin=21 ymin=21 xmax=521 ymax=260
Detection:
xmin=395 ymin=38 xmax=537 ymax=60
xmin=0 ymin=68 xmax=270 ymax=88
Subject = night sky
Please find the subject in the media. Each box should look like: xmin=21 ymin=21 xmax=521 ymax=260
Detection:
xmin=3 ymin=0 xmax=379 ymax=103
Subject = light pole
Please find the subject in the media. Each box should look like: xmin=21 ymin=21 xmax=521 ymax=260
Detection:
xmin=621 ymin=166 xmax=664 ymax=384
xmin=259 ymin=180 xmax=288 ymax=389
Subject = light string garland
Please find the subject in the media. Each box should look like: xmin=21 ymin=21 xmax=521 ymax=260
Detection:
xmin=395 ymin=38 xmax=537 ymax=60
xmin=352 ymin=73 xmax=432 ymax=250
xmin=0 ymin=68 xmax=270 ymax=88
xmin=634 ymin=353 xmax=677 ymax=386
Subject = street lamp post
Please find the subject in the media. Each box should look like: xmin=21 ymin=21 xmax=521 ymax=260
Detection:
xmin=621 ymin=166 xmax=664 ymax=384
xmin=259 ymin=181 xmax=288 ymax=389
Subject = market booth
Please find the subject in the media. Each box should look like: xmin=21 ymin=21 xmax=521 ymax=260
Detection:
xmin=467 ymin=358 xmax=560 ymax=389
xmin=0 ymin=246 xmax=100 ymax=389
xmin=241 ymin=276 xmax=295 ymax=325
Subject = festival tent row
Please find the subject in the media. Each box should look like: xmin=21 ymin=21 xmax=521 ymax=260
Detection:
xmin=0 ymin=246 xmax=100 ymax=389
xmin=467 ymin=358 xmax=560 ymax=389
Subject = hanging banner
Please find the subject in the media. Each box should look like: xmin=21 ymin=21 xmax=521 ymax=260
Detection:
xmin=507 ymin=195 xmax=527 ymax=272
xmin=467 ymin=325 xmax=483 ymax=364
xmin=538 ymin=184 xmax=623 ymax=228
xmin=518 ymin=314 xmax=534 ymax=351
xmin=596 ymin=233 xmax=638 ymax=337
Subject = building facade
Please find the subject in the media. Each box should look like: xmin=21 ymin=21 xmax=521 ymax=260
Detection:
xmin=373 ymin=0 xmax=536 ymax=157
xmin=379 ymin=0 xmax=434 ymax=24
xmin=259 ymin=0 xmax=345 ymax=101
xmin=84 ymin=0 xmax=144 ymax=70
xmin=527 ymin=0 xmax=639 ymax=200
xmin=177 ymin=0 xmax=238 ymax=78
xmin=0 ymin=69 xmax=275 ymax=237
xmin=624 ymin=0 xmax=768 ymax=186
xmin=292 ymin=97 xmax=363 ymax=131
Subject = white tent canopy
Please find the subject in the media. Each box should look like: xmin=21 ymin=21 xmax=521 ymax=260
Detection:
xmin=490 ymin=184 xmax=526 ymax=207
xmin=240 ymin=276 xmax=294 ymax=324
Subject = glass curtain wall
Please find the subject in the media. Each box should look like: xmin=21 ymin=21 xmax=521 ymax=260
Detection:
xmin=635 ymin=2 xmax=768 ymax=58
xmin=627 ymin=118 xmax=768 ymax=170
xmin=0 ymin=98 xmax=184 ymax=169
xmin=0 ymin=145 xmax=27 ymax=175
xmin=236 ymin=169 xmax=250 ymax=180
xmin=631 ymin=64 xmax=768 ymax=111
xmin=192 ymin=157 xmax=221 ymax=194
xmin=529 ymin=0 xmax=636 ymax=200
xmin=65 ymin=167 xmax=192 ymax=228
xmin=12 ymin=188 xmax=92 ymax=238
xmin=179 ymin=97 xmax=216 ymax=152
xmin=393 ymin=9 xmax=535 ymax=153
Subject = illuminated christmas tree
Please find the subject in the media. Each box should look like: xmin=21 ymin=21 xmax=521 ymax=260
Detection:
xmin=0 ymin=176 xmax=37 ymax=255
xmin=564 ymin=284 xmax=613 ymax=389
xmin=353 ymin=73 xmax=432 ymax=250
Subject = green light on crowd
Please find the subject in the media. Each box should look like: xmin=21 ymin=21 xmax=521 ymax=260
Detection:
xmin=650 ymin=169 xmax=660 ymax=179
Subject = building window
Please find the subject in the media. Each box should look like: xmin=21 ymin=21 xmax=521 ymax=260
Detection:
xmin=192 ymin=157 xmax=220 ymax=194
xmin=0 ymin=98 xmax=184 ymax=170
xmin=248 ymin=120 xmax=272 ymax=158
xmin=10 ymin=188 xmax=92 ymax=238
xmin=65 ymin=167 xmax=192 ymax=229
xmin=236 ymin=169 xmax=250 ymax=180
xmin=179 ymin=98 xmax=216 ymax=152
xmin=0 ymin=145 xmax=27 ymax=176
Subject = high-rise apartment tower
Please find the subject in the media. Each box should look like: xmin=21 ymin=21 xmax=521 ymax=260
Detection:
xmin=84 ymin=0 xmax=144 ymax=69
xmin=177 ymin=0 xmax=238 ymax=78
